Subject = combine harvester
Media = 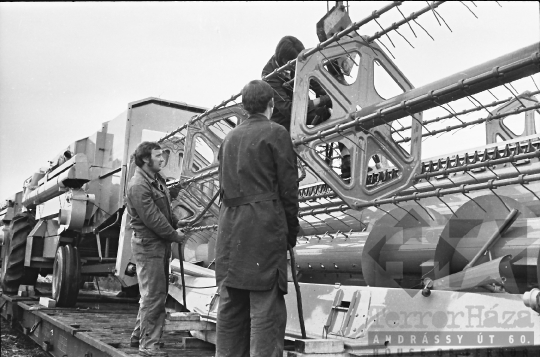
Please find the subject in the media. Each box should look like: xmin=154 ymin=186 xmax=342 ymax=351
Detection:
xmin=1 ymin=2 xmax=539 ymax=356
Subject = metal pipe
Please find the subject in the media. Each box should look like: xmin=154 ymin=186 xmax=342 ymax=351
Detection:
xmin=353 ymin=172 xmax=540 ymax=209
xmin=95 ymin=232 xmax=103 ymax=261
xmin=180 ymin=247 xmax=187 ymax=310
xmin=431 ymin=255 xmax=513 ymax=291
xmin=463 ymin=209 xmax=520 ymax=270
xmin=394 ymin=90 xmax=540 ymax=134
xmin=396 ymin=103 xmax=540 ymax=143
xmin=293 ymin=43 xmax=540 ymax=146
xmin=94 ymin=211 xmax=121 ymax=235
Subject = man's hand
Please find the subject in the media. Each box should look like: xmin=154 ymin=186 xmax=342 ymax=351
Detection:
xmin=171 ymin=229 xmax=186 ymax=244
xmin=176 ymin=219 xmax=190 ymax=228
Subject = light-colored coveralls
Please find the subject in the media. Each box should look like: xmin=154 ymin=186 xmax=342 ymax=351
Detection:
xmin=126 ymin=166 xmax=180 ymax=350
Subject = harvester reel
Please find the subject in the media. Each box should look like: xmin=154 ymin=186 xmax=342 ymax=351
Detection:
xmin=52 ymin=244 xmax=81 ymax=307
xmin=433 ymin=194 xmax=538 ymax=293
xmin=1 ymin=212 xmax=39 ymax=294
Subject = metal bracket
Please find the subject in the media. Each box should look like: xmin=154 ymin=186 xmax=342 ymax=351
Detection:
xmin=486 ymin=92 xmax=539 ymax=144
xmin=324 ymin=289 xmax=345 ymax=336
xmin=30 ymin=318 xmax=42 ymax=334
xmin=291 ymin=35 xmax=422 ymax=208
xmin=22 ymin=318 xmax=42 ymax=335
xmin=342 ymin=290 xmax=371 ymax=338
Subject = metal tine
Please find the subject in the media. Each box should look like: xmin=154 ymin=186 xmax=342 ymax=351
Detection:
xmin=374 ymin=18 xmax=395 ymax=48
xmin=486 ymin=165 xmax=500 ymax=179
xmin=341 ymin=211 xmax=369 ymax=231
xmin=367 ymin=2 xmax=444 ymax=45
xmin=413 ymin=17 xmax=435 ymax=41
xmin=319 ymin=50 xmax=349 ymax=78
xmin=433 ymin=100 xmax=466 ymax=124
xmin=521 ymin=183 xmax=540 ymax=202
xmin=335 ymin=130 xmax=365 ymax=153
xmin=326 ymin=211 xmax=352 ymax=232
xmin=375 ymin=38 xmax=396 ymax=59
xmin=414 ymin=198 xmax=435 ymax=221
xmin=470 ymin=1 xmax=477 ymax=7
xmin=405 ymin=108 xmax=432 ymax=135
xmin=396 ymin=5 xmax=417 ymax=38
xmin=495 ymin=1 xmax=502 ymax=7
xmin=489 ymin=188 xmax=512 ymax=212
xmin=426 ymin=1 xmax=442 ymax=26
xmin=488 ymin=89 xmax=499 ymax=101
xmin=394 ymin=26 xmax=415 ymax=49
xmin=459 ymin=1 xmax=478 ymax=19
xmin=502 ymin=83 xmax=536 ymax=115
xmin=299 ymin=216 xmax=320 ymax=232
xmin=462 ymin=192 xmax=487 ymax=212
xmin=464 ymin=171 xmax=480 ymax=183
xmin=389 ymin=123 xmax=408 ymax=142
xmin=375 ymin=205 xmax=400 ymax=222
xmin=531 ymin=76 xmax=540 ymax=91
xmin=355 ymin=120 xmax=399 ymax=159
xmin=432 ymin=7 xmax=452 ymax=32
xmin=347 ymin=33 xmax=379 ymax=57
xmin=392 ymin=200 xmax=422 ymax=222
xmin=466 ymin=95 xmax=493 ymax=116
xmin=335 ymin=230 xmax=348 ymax=238
xmin=392 ymin=117 xmax=407 ymax=130
xmin=334 ymin=39 xmax=359 ymax=67
xmin=316 ymin=213 xmax=339 ymax=231
xmin=436 ymin=190 xmax=458 ymax=217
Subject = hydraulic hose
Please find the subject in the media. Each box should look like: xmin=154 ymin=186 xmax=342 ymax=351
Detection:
xmin=288 ymin=245 xmax=306 ymax=339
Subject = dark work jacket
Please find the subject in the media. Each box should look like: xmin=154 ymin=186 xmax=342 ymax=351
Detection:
xmin=126 ymin=166 xmax=180 ymax=243
xmin=216 ymin=114 xmax=300 ymax=293
xmin=262 ymin=55 xmax=319 ymax=132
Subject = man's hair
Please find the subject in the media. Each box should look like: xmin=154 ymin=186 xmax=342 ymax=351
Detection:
xmin=133 ymin=141 xmax=161 ymax=167
xmin=275 ymin=36 xmax=305 ymax=66
xmin=241 ymin=80 xmax=274 ymax=115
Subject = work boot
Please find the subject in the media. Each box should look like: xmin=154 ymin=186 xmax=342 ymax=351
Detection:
xmin=130 ymin=336 xmax=139 ymax=348
xmin=138 ymin=347 xmax=169 ymax=357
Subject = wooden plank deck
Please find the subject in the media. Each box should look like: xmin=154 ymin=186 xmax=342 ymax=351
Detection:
xmin=1 ymin=287 xmax=216 ymax=357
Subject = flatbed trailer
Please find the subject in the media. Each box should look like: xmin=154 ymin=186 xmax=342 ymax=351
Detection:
xmin=0 ymin=290 xmax=215 ymax=357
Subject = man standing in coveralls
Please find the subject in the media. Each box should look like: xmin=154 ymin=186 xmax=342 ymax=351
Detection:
xmin=215 ymin=80 xmax=300 ymax=357
xmin=126 ymin=141 xmax=185 ymax=357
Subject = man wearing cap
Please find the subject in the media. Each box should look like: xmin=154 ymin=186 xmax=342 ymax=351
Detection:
xmin=215 ymin=80 xmax=300 ymax=357
xmin=262 ymin=35 xmax=332 ymax=131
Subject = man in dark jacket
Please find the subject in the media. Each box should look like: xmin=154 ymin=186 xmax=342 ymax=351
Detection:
xmin=126 ymin=141 xmax=185 ymax=357
xmin=262 ymin=35 xmax=332 ymax=131
xmin=215 ymin=80 xmax=300 ymax=357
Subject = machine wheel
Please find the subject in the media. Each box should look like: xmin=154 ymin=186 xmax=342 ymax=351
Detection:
xmin=52 ymin=244 xmax=81 ymax=307
xmin=1 ymin=213 xmax=38 ymax=294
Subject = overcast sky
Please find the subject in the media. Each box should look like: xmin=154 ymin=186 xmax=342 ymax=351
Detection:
xmin=0 ymin=1 xmax=539 ymax=200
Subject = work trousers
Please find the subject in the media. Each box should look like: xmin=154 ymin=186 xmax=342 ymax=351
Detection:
xmin=131 ymin=236 xmax=170 ymax=350
xmin=216 ymin=281 xmax=287 ymax=357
